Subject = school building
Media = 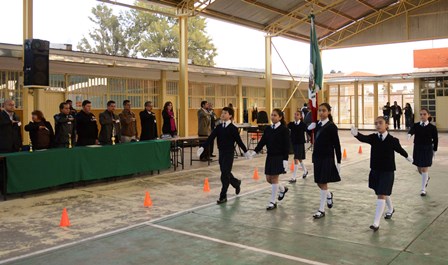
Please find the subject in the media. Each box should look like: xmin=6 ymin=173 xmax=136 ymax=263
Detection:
xmin=1 ymin=42 xmax=448 ymax=143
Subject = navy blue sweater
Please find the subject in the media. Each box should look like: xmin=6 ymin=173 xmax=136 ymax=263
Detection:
xmin=355 ymin=132 xmax=408 ymax=171
xmin=202 ymin=123 xmax=247 ymax=153
xmin=408 ymin=123 xmax=438 ymax=151
xmin=287 ymin=121 xmax=307 ymax=144
xmin=254 ymin=124 xmax=290 ymax=160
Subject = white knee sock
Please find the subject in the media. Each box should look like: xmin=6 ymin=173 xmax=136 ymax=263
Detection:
xmin=300 ymin=162 xmax=307 ymax=173
xmin=421 ymin=172 xmax=428 ymax=191
xmin=385 ymin=196 xmax=393 ymax=214
xmin=293 ymin=164 xmax=298 ymax=179
xmin=319 ymin=189 xmax=327 ymax=212
xmin=270 ymin=184 xmax=278 ymax=203
xmin=278 ymin=184 xmax=285 ymax=193
xmin=373 ymin=199 xmax=386 ymax=227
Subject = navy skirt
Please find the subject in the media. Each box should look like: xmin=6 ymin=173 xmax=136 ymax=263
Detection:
xmin=413 ymin=144 xmax=433 ymax=167
xmin=265 ymin=155 xmax=286 ymax=175
xmin=369 ymin=170 xmax=394 ymax=195
xmin=293 ymin=144 xmax=306 ymax=160
xmin=313 ymin=156 xmax=341 ymax=184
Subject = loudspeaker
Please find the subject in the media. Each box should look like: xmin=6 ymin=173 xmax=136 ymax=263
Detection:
xmin=24 ymin=39 xmax=50 ymax=86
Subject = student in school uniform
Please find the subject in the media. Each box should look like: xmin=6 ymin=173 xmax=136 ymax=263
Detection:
xmin=197 ymin=107 xmax=250 ymax=204
xmin=351 ymin=116 xmax=413 ymax=231
xmin=407 ymin=108 xmax=438 ymax=196
xmin=287 ymin=111 xmax=308 ymax=183
xmin=307 ymin=103 xmax=341 ymax=219
xmin=251 ymin=109 xmax=290 ymax=210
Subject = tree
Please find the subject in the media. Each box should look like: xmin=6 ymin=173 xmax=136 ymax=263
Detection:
xmin=77 ymin=5 xmax=129 ymax=57
xmin=78 ymin=3 xmax=217 ymax=66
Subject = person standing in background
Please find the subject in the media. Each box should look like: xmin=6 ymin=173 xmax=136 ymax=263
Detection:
xmin=140 ymin=101 xmax=158 ymax=141
xmin=0 ymin=99 xmax=22 ymax=153
xmin=382 ymin=102 xmax=391 ymax=124
xmin=25 ymin=110 xmax=54 ymax=150
xmin=99 ymin=100 xmax=121 ymax=145
xmin=76 ymin=100 xmax=98 ymax=146
xmin=403 ymin=103 xmax=413 ymax=130
xmin=390 ymin=101 xmax=402 ymax=130
xmin=66 ymin=99 xmax=77 ymax=116
xmin=198 ymin=100 xmax=211 ymax=161
xmin=54 ymin=102 xmax=76 ymax=148
xmin=119 ymin=100 xmax=138 ymax=143
xmin=162 ymin=101 xmax=177 ymax=138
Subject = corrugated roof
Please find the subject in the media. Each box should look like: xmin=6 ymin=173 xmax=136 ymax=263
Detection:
xmin=143 ymin=0 xmax=439 ymax=48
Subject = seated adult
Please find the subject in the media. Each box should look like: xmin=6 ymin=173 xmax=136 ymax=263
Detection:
xmin=24 ymin=110 xmax=55 ymax=150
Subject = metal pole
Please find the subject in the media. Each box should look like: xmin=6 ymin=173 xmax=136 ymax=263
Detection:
xmin=178 ymin=16 xmax=189 ymax=137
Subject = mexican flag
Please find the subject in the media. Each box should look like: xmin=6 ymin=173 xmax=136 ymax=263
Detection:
xmin=309 ymin=14 xmax=323 ymax=123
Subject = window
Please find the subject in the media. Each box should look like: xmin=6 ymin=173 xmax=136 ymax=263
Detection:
xmin=67 ymin=76 xmax=160 ymax=109
xmin=0 ymin=70 xmax=22 ymax=108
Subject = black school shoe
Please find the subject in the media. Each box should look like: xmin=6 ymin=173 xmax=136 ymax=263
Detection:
xmin=216 ymin=198 xmax=227 ymax=204
xmin=235 ymin=180 xmax=241 ymax=195
xmin=327 ymin=192 xmax=334 ymax=208
xmin=278 ymin=187 xmax=289 ymax=201
xmin=385 ymin=209 xmax=395 ymax=220
xmin=288 ymin=178 xmax=297 ymax=184
xmin=426 ymin=176 xmax=430 ymax=187
xmin=313 ymin=210 xmax=325 ymax=219
xmin=302 ymin=171 xmax=308 ymax=179
xmin=266 ymin=202 xmax=277 ymax=210
xmin=369 ymin=225 xmax=379 ymax=232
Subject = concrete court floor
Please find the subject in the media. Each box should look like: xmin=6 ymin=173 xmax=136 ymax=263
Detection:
xmin=0 ymin=130 xmax=446 ymax=265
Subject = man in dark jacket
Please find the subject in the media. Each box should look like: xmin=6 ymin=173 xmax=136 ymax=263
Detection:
xmin=0 ymin=99 xmax=22 ymax=153
xmin=99 ymin=100 xmax=121 ymax=145
xmin=54 ymin=102 xmax=76 ymax=148
xmin=390 ymin=101 xmax=402 ymax=130
xmin=139 ymin=101 xmax=158 ymax=141
xmin=76 ymin=100 xmax=98 ymax=146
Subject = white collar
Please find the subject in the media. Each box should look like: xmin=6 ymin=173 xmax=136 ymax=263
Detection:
xmin=294 ymin=120 xmax=301 ymax=125
xmin=272 ymin=122 xmax=281 ymax=129
xmin=222 ymin=120 xmax=231 ymax=127
xmin=420 ymin=120 xmax=429 ymax=126
xmin=319 ymin=118 xmax=329 ymax=126
xmin=378 ymin=131 xmax=388 ymax=140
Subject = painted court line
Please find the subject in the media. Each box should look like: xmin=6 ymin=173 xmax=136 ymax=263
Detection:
xmin=148 ymin=223 xmax=330 ymax=265
xmin=0 ymin=187 xmax=267 ymax=265
xmin=0 ymin=161 xmax=364 ymax=264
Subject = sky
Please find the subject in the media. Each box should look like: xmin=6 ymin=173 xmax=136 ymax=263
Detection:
xmin=1 ymin=0 xmax=448 ymax=76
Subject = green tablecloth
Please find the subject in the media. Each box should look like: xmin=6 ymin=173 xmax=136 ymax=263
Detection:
xmin=2 ymin=140 xmax=171 ymax=194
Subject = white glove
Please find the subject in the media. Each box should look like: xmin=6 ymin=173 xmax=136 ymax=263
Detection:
xmin=433 ymin=151 xmax=436 ymax=160
xmin=336 ymin=163 xmax=341 ymax=174
xmin=407 ymin=134 xmax=412 ymax=140
xmin=243 ymin=151 xmax=253 ymax=160
xmin=406 ymin=156 xmax=413 ymax=163
xmin=196 ymin=147 xmax=204 ymax=158
xmin=307 ymin=122 xmax=316 ymax=130
xmin=350 ymin=126 xmax=358 ymax=136
xmin=283 ymin=160 xmax=289 ymax=172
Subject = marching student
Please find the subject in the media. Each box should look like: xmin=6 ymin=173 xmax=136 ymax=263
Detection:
xmin=287 ymin=111 xmax=308 ymax=183
xmin=307 ymin=103 xmax=341 ymax=219
xmin=351 ymin=116 xmax=413 ymax=231
xmin=197 ymin=107 xmax=250 ymax=204
xmin=251 ymin=108 xmax=290 ymax=210
xmin=407 ymin=108 xmax=438 ymax=196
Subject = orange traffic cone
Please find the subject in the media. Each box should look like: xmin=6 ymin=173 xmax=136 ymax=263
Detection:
xmin=59 ymin=208 xmax=71 ymax=227
xmin=290 ymin=161 xmax=295 ymax=172
xmin=203 ymin=178 xmax=211 ymax=192
xmin=144 ymin=191 xmax=153 ymax=207
xmin=252 ymin=168 xmax=260 ymax=180
xmin=343 ymin=149 xmax=347 ymax=159
xmin=358 ymin=146 xmax=363 ymax=154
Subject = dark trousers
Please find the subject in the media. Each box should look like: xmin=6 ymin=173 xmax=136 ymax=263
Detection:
xmin=393 ymin=116 xmax=401 ymax=129
xmin=219 ymin=151 xmax=240 ymax=199
xmin=199 ymin=135 xmax=210 ymax=160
